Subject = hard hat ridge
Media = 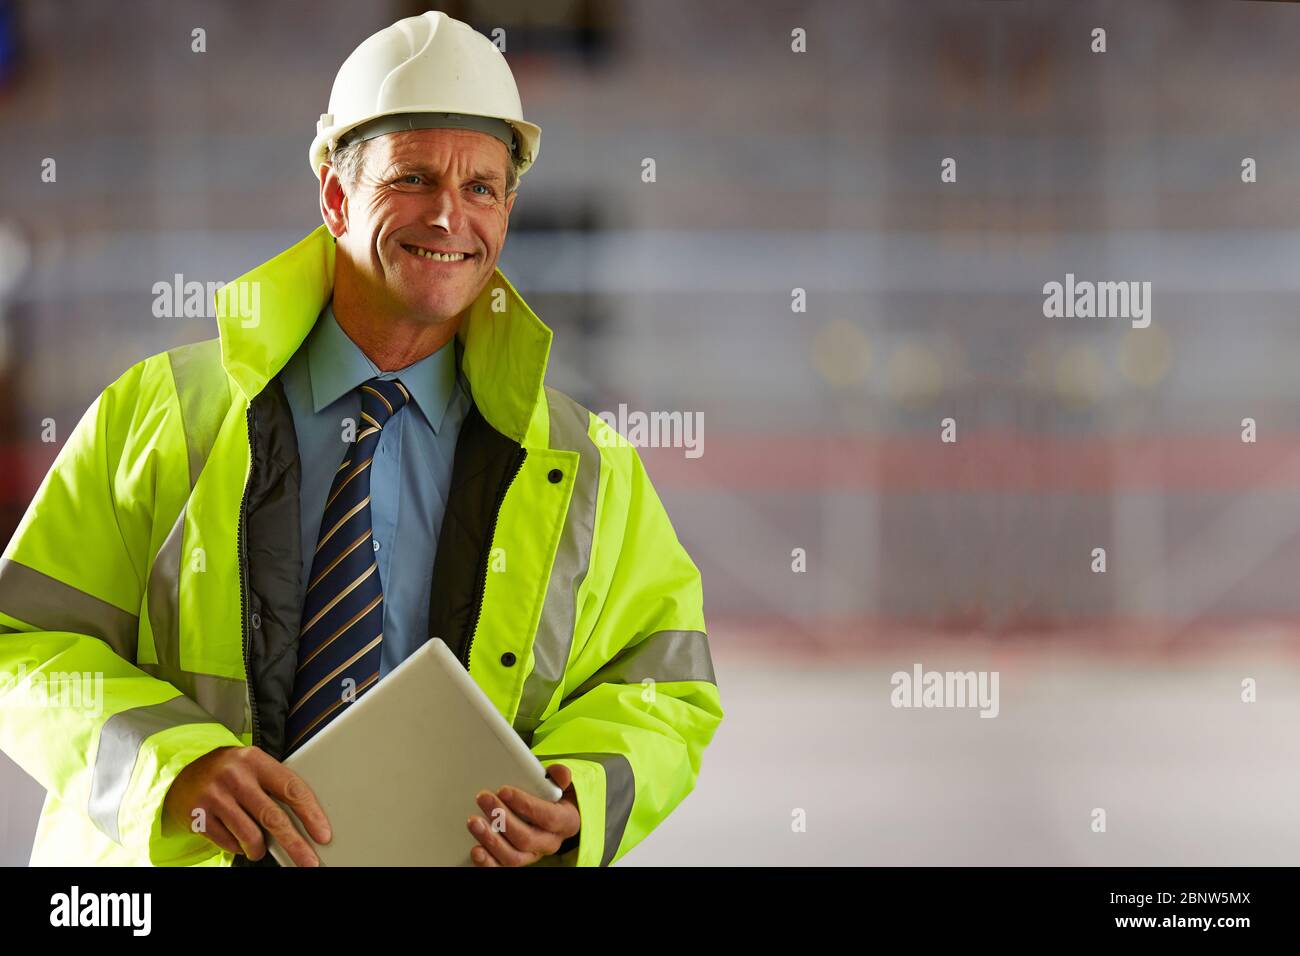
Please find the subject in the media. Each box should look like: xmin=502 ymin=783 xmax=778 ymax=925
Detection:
xmin=308 ymin=11 xmax=541 ymax=179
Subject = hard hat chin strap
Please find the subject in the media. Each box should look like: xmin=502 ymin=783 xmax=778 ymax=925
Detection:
xmin=337 ymin=112 xmax=518 ymax=156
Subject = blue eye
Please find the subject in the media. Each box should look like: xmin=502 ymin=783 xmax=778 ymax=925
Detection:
xmin=470 ymin=183 xmax=492 ymax=196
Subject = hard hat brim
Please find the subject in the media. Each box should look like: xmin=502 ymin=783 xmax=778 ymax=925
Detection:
xmin=310 ymin=108 xmax=540 ymax=181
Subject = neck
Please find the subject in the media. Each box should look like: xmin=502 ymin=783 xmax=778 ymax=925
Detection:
xmin=331 ymin=263 xmax=463 ymax=372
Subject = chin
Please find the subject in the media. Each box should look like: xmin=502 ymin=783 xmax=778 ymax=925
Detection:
xmin=406 ymin=293 xmax=472 ymax=324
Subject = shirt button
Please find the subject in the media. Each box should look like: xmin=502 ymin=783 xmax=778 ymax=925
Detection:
xmin=500 ymin=652 xmax=517 ymax=667
xmin=373 ymin=540 xmax=381 ymax=552
xmin=548 ymin=468 xmax=563 ymax=484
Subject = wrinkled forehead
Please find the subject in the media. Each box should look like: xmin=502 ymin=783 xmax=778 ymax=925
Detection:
xmin=368 ymin=128 xmax=512 ymax=180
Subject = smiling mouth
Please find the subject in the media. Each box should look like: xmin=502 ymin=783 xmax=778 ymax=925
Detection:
xmin=401 ymin=243 xmax=474 ymax=263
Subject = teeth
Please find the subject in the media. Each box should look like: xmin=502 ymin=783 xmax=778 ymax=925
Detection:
xmin=407 ymin=245 xmax=466 ymax=262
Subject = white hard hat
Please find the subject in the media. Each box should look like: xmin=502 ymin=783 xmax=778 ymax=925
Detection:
xmin=309 ymin=11 xmax=541 ymax=180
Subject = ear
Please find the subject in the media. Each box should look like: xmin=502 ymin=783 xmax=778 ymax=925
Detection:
xmin=319 ymin=163 xmax=349 ymax=238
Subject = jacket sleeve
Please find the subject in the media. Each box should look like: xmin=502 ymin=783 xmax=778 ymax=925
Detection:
xmin=531 ymin=433 xmax=723 ymax=866
xmin=0 ymin=361 xmax=243 ymax=865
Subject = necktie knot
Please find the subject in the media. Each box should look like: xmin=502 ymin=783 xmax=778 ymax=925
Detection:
xmin=359 ymin=378 xmax=410 ymax=431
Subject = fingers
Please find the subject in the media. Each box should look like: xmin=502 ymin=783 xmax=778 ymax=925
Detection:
xmin=217 ymin=751 xmax=320 ymax=866
xmin=244 ymin=789 xmax=320 ymax=867
xmin=467 ymin=815 xmax=534 ymax=866
xmin=497 ymin=785 xmax=576 ymax=836
xmin=256 ymin=754 xmax=332 ymax=845
xmin=169 ymin=745 xmax=329 ymax=865
xmin=215 ymin=798 xmax=268 ymax=861
xmin=467 ymin=791 xmax=555 ymax=865
xmin=202 ymin=817 xmax=243 ymax=857
xmin=470 ymin=845 xmax=500 ymax=867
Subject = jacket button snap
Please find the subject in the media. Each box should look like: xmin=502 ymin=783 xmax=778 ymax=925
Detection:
xmin=548 ymin=468 xmax=563 ymax=484
xmin=500 ymin=652 xmax=517 ymax=667
xmin=250 ymin=613 xmax=261 ymax=630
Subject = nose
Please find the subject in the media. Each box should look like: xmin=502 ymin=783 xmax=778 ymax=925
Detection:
xmin=424 ymin=185 xmax=466 ymax=235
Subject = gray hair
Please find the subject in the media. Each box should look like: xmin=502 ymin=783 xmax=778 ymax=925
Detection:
xmin=328 ymin=138 xmax=520 ymax=196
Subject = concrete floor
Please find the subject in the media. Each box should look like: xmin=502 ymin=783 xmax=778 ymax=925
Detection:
xmin=622 ymin=643 xmax=1300 ymax=866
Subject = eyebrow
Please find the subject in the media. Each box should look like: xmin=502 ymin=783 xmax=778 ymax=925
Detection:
xmin=393 ymin=162 xmax=504 ymax=185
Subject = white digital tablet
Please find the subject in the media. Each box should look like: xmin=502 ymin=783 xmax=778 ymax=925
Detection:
xmin=268 ymin=637 xmax=563 ymax=866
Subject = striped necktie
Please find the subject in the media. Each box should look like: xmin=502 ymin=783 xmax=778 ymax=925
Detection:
xmin=285 ymin=377 xmax=410 ymax=755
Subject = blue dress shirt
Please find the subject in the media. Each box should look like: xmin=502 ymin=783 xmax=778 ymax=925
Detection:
xmin=280 ymin=300 xmax=473 ymax=677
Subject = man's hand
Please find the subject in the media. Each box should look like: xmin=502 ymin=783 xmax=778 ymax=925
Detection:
xmin=162 ymin=745 xmax=332 ymax=867
xmin=466 ymin=763 xmax=580 ymax=866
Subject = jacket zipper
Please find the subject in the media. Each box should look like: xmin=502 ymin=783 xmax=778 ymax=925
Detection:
xmin=238 ymin=405 xmax=261 ymax=749
xmin=460 ymin=445 xmax=527 ymax=670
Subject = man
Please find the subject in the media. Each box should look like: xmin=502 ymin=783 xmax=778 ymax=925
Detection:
xmin=0 ymin=10 xmax=722 ymax=867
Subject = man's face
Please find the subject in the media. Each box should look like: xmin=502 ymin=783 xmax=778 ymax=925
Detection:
xmin=326 ymin=128 xmax=517 ymax=324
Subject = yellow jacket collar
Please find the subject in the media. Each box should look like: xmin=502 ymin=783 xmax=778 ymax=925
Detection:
xmin=215 ymin=225 xmax=552 ymax=443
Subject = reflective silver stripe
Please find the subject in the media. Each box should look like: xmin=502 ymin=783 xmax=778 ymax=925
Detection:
xmin=167 ymin=339 xmax=229 ymax=489
xmin=140 ymin=664 xmax=247 ymax=737
xmin=515 ymin=388 xmax=600 ymax=737
xmin=88 ymin=695 xmax=219 ymax=843
xmin=147 ymin=506 xmax=186 ymax=674
xmin=143 ymin=502 xmax=247 ymax=736
xmin=147 ymin=344 xmax=247 ymax=734
xmin=563 ymin=629 xmax=715 ymax=704
xmin=0 ymin=558 xmax=139 ymax=660
xmin=537 ymin=751 xmax=634 ymax=866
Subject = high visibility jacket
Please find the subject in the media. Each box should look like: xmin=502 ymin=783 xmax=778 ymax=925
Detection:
xmin=0 ymin=225 xmax=722 ymax=866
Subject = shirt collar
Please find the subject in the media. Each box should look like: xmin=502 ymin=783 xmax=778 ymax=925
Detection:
xmin=218 ymin=225 xmax=552 ymax=444
xmin=305 ymin=300 xmax=460 ymax=433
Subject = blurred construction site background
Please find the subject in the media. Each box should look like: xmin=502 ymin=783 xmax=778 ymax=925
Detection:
xmin=3 ymin=0 xmax=1300 ymax=865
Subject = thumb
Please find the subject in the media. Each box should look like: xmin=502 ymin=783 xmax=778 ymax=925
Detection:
xmin=545 ymin=763 xmax=573 ymax=793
